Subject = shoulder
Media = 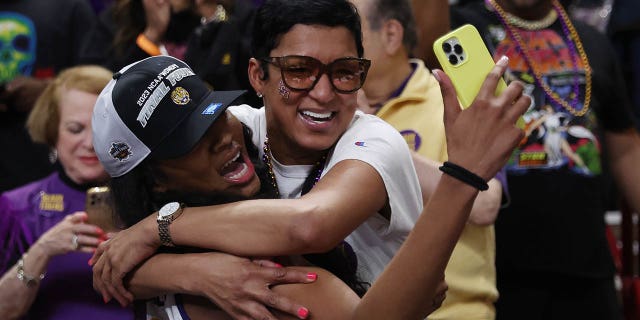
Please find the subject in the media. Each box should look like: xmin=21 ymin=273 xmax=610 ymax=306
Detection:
xmin=228 ymin=104 xmax=264 ymax=121
xmin=339 ymin=112 xmax=409 ymax=147
xmin=0 ymin=174 xmax=56 ymax=212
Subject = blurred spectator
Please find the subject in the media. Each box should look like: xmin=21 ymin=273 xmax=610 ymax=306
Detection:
xmin=410 ymin=0 xmax=450 ymax=69
xmin=0 ymin=65 xmax=133 ymax=320
xmin=0 ymin=0 xmax=96 ymax=193
xmin=452 ymin=0 xmax=640 ymax=319
xmin=607 ymin=0 xmax=640 ymax=130
xmin=79 ymin=0 xmax=259 ymax=106
xmin=86 ymin=0 xmax=115 ymax=14
xmin=79 ymin=0 xmax=200 ymax=71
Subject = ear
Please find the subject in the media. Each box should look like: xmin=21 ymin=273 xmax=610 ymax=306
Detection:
xmin=248 ymin=58 xmax=266 ymax=95
xmin=381 ymin=19 xmax=405 ymax=56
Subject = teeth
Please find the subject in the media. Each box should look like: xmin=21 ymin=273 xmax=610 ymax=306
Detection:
xmin=222 ymin=152 xmax=241 ymax=170
xmin=227 ymin=163 xmax=248 ymax=180
xmin=301 ymin=110 xmax=332 ymax=119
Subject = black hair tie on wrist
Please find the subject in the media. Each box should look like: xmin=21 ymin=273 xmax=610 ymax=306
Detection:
xmin=439 ymin=161 xmax=489 ymax=191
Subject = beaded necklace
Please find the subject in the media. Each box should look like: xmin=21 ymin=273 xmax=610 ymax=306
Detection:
xmin=486 ymin=0 xmax=592 ymax=116
xmin=262 ymin=137 xmax=327 ymax=197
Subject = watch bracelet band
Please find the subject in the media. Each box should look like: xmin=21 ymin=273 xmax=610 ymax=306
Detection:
xmin=16 ymin=253 xmax=46 ymax=288
xmin=158 ymin=218 xmax=175 ymax=247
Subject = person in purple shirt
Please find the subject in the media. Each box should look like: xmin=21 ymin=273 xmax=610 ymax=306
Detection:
xmin=0 ymin=65 xmax=133 ymax=320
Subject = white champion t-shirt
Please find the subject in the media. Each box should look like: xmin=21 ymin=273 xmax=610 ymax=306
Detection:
xmin=229 ymin=105 xmax=423 ymax=283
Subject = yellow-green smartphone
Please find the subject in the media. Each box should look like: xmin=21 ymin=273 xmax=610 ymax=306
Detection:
xmin=433 ymin=24 xmax=507 ymax=109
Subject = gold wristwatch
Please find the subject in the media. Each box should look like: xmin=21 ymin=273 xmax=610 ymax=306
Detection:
xmin=157 ymin=202 xmax=184 ymax=247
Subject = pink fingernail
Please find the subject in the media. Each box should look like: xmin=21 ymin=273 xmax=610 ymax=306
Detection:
xmin=297 ymin=307 xmax=309 ymax=319
xmin=88 ymin=259 xmax=93 ymax=266
xmin=432 ymin=69 xmax=441 ymax=82
xmin=274 ymin=263 xmax=283 ymax=268
xmin=497 ymin=55 xmax=509 ymax=66
xmin=306 ymin=272 xmax=317 ymax=281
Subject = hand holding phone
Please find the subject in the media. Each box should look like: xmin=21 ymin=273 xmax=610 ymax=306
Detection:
xmin=433 ymin=24 xmax=508 ymax=109
xmin=433 ymin=24 xmax=524 ymax=129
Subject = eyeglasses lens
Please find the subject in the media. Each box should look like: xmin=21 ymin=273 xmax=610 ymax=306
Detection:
xmin=277 ymin=56 xmax=368 ymax=93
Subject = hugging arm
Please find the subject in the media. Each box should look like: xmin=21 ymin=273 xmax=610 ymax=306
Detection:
xmin=92 ymin=156 xmax=389 ymax=301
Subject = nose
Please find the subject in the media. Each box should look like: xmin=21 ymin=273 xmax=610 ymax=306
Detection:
xmin=83 ymin=130 xmax=95 ymax=152
xmin=210 ymin=114 xmax=234 ymax=153
xmin=307 ymin=73 xmax=335 ymax=104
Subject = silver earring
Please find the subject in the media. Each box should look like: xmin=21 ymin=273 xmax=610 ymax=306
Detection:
xmin=48 ymin=149 xmax=58 ymax=164
xmin=257 ymin=92 xmax=263 ymax=98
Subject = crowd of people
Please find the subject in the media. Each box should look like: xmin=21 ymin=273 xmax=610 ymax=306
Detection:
xmin=0 ymin=0 xmax=638 ymax=319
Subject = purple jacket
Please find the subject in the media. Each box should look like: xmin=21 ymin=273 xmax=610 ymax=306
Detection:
xmin=0 ymin=172 xmax=133 ymax=320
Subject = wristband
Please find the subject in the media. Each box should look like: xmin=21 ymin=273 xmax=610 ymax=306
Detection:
xmin=136 ymin=33 xmax=161 ymax=56
xmin=439 ymin=161 xmax=489 ymax=191
xmin=16 ymin=254 xmax=46 ymax=288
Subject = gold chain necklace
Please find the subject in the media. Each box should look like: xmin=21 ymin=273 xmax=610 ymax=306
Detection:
xmin=487 ymin=0 xmax=592 ymax=116
xmin=261 ymin=137 xmax=326 ymax=197
xmin=503 ymin=8 xmax=557 ymax=30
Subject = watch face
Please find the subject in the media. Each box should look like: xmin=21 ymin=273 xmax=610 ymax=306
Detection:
xmin=159 ymin=202 xmax=180 ymax=218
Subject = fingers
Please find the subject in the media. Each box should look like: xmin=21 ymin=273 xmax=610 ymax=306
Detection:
xmin=475 ymin=55 xmax=509 ymax=102
xmin=111 ymin=271 xmax=134 ymax=306
xmin=505 ymin=89 xmax=531 ymax=125
xmin=66 ymin=211 xmax=88 ymax=223
xmin=92 ymin=254 xmax=112 ymax=303
xmin=89 ymin=240 xmax=106 ymax=266
xmin=433 ymin=69 xmax=462 ymax=128
xmin=262 ymin=265 xmax=318 ymax=285
xmin=252 ymin=290 xmax=309 ymax=320
xmin=253 ymin=259 xmax=283 ymax=268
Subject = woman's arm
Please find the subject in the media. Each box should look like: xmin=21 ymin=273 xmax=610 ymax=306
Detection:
xmin=0 ymin=212 xmax=103 ymax=319
xmin=411 ymin=152 xmax=503 ymax=226
xmin=91 ymin=159 xmax=390 ymax=302
xmin=353 ymin=59 xmax=528 ymax=319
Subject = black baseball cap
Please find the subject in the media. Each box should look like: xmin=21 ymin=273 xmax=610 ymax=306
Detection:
xmin=92 ymin=55 xmax=246 ymax=177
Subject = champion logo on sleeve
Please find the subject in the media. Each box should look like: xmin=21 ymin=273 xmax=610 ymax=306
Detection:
xmin=355 ymin=141 xmax=366 ymax=147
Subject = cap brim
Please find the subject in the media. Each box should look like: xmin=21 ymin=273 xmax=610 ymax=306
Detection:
xmin=151 ymin=90 xmax=246 ymax=159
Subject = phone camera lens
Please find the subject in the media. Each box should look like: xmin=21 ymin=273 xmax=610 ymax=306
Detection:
xmin=454 ymin=44 xmax=463 ymax=54
xmin=442 ymin=42 xmax=452 ymax=53
xmin=448 ymin=54 xmax=458 ymax=65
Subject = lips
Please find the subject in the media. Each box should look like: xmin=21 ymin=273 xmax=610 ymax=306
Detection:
xmin=298 ymin=109 xmax=337 ymax=130
xmin=220 ymin=150 xmax=256 ymax=184
xmin=79 ymin=156 xmax=100 ymax=165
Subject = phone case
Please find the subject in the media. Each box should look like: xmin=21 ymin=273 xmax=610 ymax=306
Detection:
xmin=85 ymin=186 xmax=121 ymax=232
xmin=433 ymin=24 xmax=507 ymax=109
